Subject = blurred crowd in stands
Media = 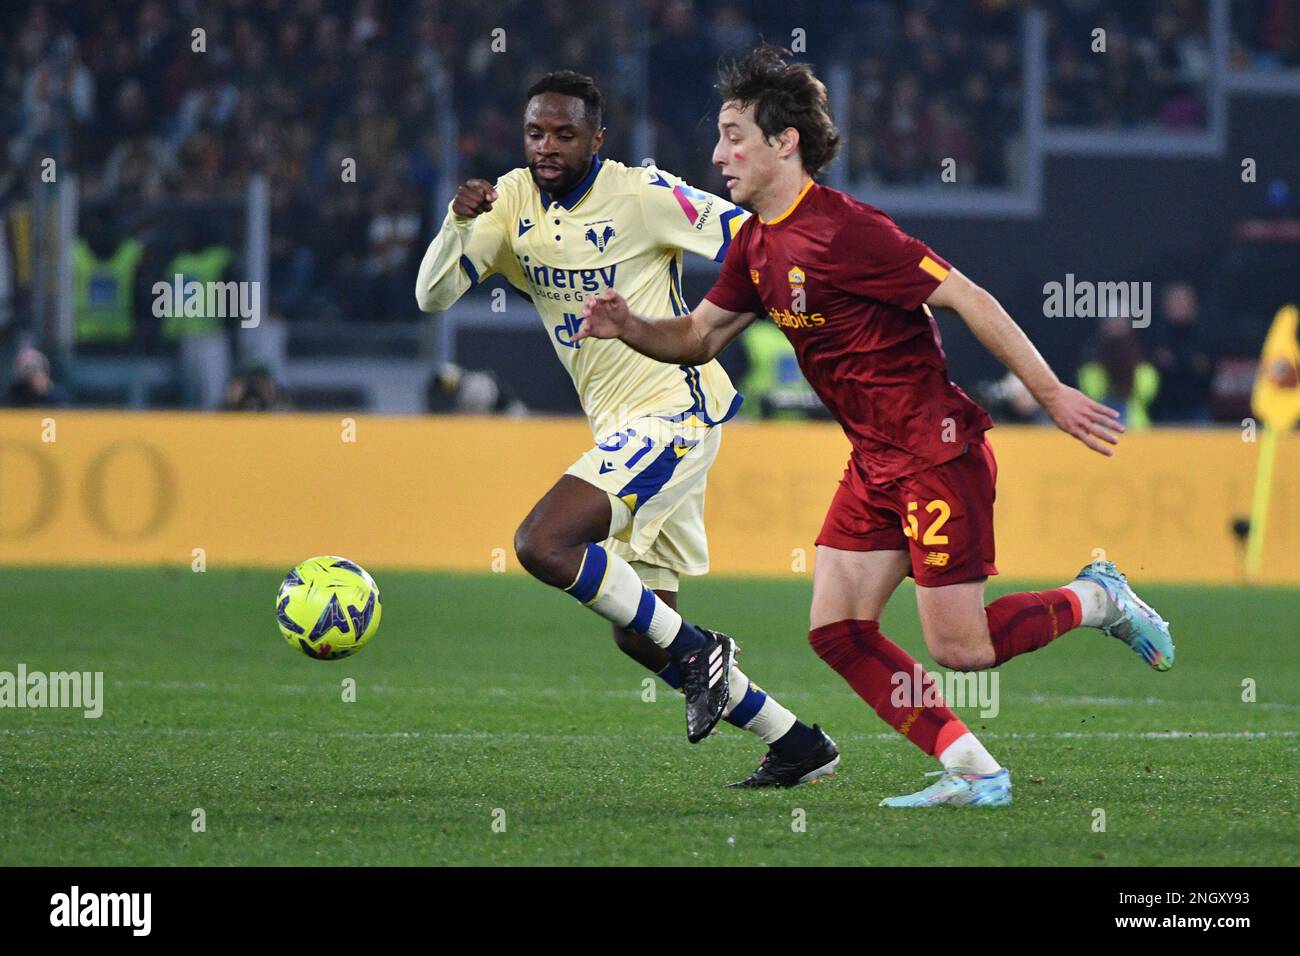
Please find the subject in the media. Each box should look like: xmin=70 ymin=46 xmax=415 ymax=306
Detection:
xmin=1231 ymin=0 xmax=1300 ymax=69
xmin=841 ymin=1 xmax=1022 ymax=186
xmin=3 ymin=0 xmax=1027 ymax=334
xmin=1 ymin=0 xmax=1275 ymax=332
xmin=0 ymin=0 xmax=1293 ymax=423
xmin=1045 ymin=0 xmax=1210 ymax=129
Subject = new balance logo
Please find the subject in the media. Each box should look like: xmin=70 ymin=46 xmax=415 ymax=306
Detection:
xmin=923 ymin=552 xmax=950 ymax=567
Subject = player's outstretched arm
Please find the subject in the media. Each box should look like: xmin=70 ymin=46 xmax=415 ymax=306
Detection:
xmin=415 ymin=179 xmax=503 ymax=314
xmin=576 ymin=290 xmax=754 ymax=366
xmin=927 ymin=268 xmax=1125 ymax=456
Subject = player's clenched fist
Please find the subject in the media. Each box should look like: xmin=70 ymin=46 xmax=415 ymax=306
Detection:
xmin=574 ymin=289 xmax=630 ymax=342
xmin=452 ymin=179 xmax=498 ymax=218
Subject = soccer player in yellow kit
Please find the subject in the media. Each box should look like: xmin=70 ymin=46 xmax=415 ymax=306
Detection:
xmin=415 ymin=71 xmax=838 ymax=787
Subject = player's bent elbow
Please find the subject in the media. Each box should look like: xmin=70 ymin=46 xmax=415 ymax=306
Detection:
xmin=689 ymin=321 xmax=723 ymax=366
xmin=415 ymin=286 xmax=444 ymax=314
xmin=687 ymin=342 xmax=715 ymax=367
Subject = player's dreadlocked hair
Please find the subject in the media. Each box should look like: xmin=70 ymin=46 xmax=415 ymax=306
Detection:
xmin=526 ymin=70 xmax=604 ymax=131
xmin=717 ymin=43 xmax=841 ymax=178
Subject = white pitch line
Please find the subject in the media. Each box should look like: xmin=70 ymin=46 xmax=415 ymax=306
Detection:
xmin=1 ymin=728 xmax=1295 ymax=742
xmin=1019 ymin=692 xmax=1300 ymax=711
xmin=98 ymin=679 xmax=1300 ymax=710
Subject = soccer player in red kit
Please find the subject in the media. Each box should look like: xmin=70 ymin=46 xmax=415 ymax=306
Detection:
xmin=577 ymin=45 xmax=1176 ymax=807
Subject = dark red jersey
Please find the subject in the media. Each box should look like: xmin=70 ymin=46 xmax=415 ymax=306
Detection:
xmin=705 ymin=181 xmax=993 ymax=483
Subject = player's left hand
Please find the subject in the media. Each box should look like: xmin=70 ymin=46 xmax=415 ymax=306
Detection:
xmin=1042 ymin=385 xmax=1125 ymax=456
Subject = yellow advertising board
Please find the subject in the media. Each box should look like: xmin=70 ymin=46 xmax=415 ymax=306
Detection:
xmin=1 ymin=411 xmax=1296 ymax=585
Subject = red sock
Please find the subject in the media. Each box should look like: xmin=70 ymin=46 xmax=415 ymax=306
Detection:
xmin=985 ymin=588 xmax=1082 ymax=666
xmin=809 ymin=619 xmax=966 ymax=757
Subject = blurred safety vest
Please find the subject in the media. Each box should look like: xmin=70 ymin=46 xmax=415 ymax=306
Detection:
xmin=162 ymin=247 xmax=233 ymax=339
xmin=742 ymin=321 xmax=818 ymax=419
xmin=73 ymin=238 xmax=144 ymax=342
xmin=1078 ymin=361 xmax=1160 ymax=429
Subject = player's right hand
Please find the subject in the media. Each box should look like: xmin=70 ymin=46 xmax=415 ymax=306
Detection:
xmin=575 ymin=289 xmax=630 ymax=342
xmin=452 ymin=179 xmax=497 ymax=218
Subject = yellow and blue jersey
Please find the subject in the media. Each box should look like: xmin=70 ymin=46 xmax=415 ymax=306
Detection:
xmin=415 ymin=156 xmax=747 ymax=437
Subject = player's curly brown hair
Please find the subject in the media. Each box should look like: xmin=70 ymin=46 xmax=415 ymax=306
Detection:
xmin=716 ymin=43 xmax=841 ymax=179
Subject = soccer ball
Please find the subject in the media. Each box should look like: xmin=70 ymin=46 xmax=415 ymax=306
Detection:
xmin=276 ymin=556 xmax=383 ymax=660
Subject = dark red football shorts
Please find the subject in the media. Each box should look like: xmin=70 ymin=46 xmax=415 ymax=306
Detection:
xmin=815 ymin=439 xmax=998 ymax=588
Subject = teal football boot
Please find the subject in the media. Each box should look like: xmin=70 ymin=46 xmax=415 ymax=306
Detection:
xmin=879 ymin=768 xmax=1012 ymax=808
xmin=1075 ymin=560 xmax=1175 ymax=671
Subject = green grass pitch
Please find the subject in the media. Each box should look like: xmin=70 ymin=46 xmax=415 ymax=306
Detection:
xmin=2 ymin=567 xmax=1297 ymax=866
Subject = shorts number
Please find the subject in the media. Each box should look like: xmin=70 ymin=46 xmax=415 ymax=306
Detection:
xmin=597 ymin=428 xmax=634 ymax=452
xmin=624 ymin=436 xmax=655 ymax=468
xmin=904 ymin=499 xmax=951 ymax=545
